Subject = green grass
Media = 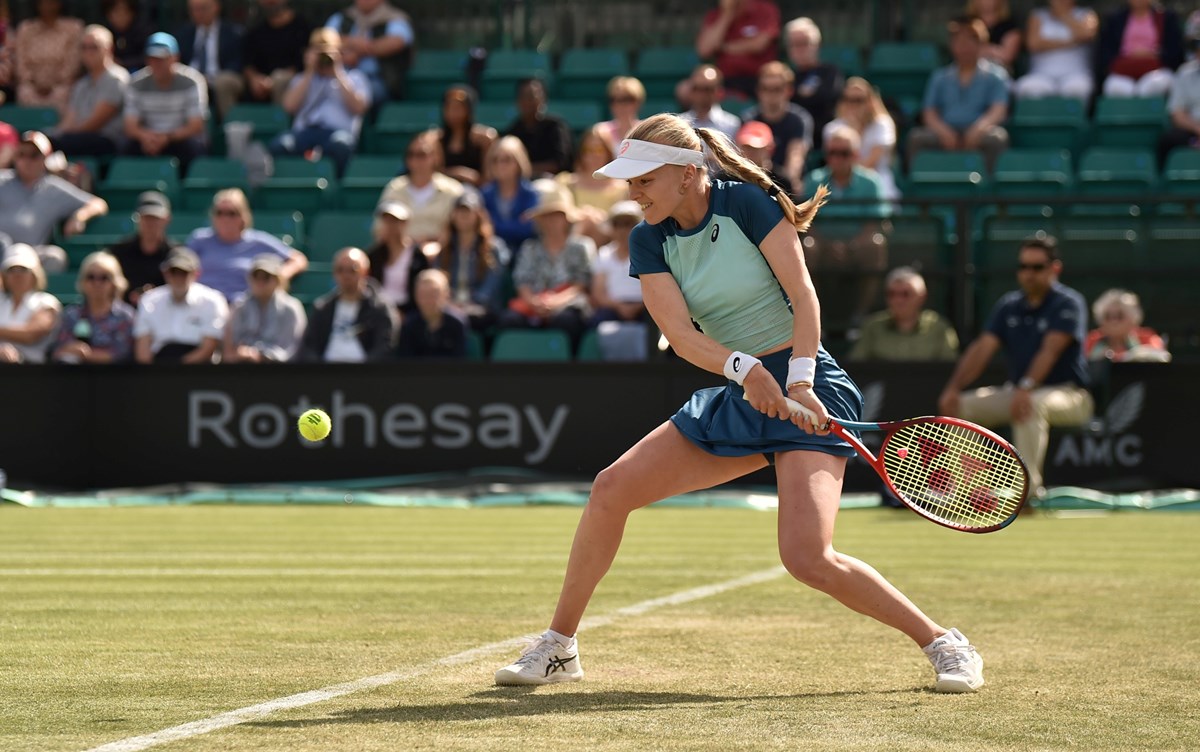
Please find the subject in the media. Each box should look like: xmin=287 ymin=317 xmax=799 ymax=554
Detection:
xmin=1 ymin=506 xmax=1198 ymax=751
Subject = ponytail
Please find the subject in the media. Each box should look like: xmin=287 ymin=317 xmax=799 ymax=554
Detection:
xmin=693 ymin=127 xmax=828 ymax=233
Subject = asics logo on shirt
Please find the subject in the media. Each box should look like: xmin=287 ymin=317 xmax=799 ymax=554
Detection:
xmin=711 ymin=224 xmax=720 ymax=242
xmin=544 ymin=654 xmax=577 ymax=677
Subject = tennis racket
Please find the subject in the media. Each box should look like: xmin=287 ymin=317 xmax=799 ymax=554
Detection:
xmin=748 ymin=394 xmax=1030 ymax=533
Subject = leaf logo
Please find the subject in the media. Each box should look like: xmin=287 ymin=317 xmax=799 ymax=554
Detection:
xmin=1102 ymin=382 xmax=1144 ymax=434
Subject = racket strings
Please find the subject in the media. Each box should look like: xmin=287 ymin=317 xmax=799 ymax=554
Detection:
xmin=882 ymin=421 xmax=1026 ymax=528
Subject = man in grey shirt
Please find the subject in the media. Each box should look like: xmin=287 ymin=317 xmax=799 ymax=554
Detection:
xmin=51 ymin=25 xmax=129 ymax=157
xmin=0 ymin=131 xmax=108 ymax=274
xmin=122 ymin=32 xmax=209 ymax=169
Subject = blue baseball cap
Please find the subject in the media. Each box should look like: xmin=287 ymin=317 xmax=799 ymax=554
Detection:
xmin=146 ymin=32 xmax=179 ymax=58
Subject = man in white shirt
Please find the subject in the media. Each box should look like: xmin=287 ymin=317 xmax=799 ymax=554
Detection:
xmin=297 ymin=246 xmax=396 ymax=362
xmin=134 ymin=247 xmax=229 ymax=363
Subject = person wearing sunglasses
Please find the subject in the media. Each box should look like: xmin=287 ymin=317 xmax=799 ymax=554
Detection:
xmin=377 ymin=129 xmax=465 ymax=245
xmin=132 ymin=246 xmax=229 ymax=364
xmin=938 ymin=236 xmax=1093 ymax=498
xmin=51 ymin=251 xmax=135 ymax=364
xmin=0 ymin=244 xmax=61 ymax=364
xmin=849 ymin=266 xmax=958 ymax=362
xmin=1083 ymin=288 xmax=1170 ymax=363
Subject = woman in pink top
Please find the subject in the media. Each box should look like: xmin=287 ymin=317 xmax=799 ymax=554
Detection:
xmin=13 ymin=0 xmax=83 ymax=108
xmin=596 ymin=76 xmax=645 ymax=155
xmin=1099 ymin=0 xmax=1185 ymax=97
xmin=1084 ymin=289 xmax=1170 ymax=362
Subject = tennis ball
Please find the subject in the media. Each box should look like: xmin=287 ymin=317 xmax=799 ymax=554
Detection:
xmin=298 ymin=409 xmax=331 ymax=442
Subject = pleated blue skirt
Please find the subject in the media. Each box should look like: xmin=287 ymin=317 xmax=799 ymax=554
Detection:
xmin=670 ymin=347 xmax=863 ymax=460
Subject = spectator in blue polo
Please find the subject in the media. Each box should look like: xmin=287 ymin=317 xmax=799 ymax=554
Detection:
xmin=122 ymin=31 xmax=209 ymax=170
xmin=324 ymin=0 xmax=413 ymax=104
xmin=907 ymin=15 xmax=1010 ymax=171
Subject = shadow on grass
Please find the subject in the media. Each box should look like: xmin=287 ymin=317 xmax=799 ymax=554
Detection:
xmin=247 ymin=687 xmax=923 ymax=729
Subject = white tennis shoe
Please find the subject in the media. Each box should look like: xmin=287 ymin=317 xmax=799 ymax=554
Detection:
xmin=923 ymin=628 xmax=984 ymax=693
xmin=494 ymin=631 xmax=583 ymax=685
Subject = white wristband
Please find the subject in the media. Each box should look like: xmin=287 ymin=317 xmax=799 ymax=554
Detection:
xmin=787 ymin=356 xmax=817 ymax=387
xmin=723 ymin=351 xmax=761 ymax=385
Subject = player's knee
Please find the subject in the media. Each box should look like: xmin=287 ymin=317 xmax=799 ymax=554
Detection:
xmin=780 ymin=548 xmax=839 ymax=590
xmin=586 ymin=465 xmax=632 ymax=515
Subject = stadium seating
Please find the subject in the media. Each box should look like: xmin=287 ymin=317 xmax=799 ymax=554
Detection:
xmin=288 ymin=262 xmax=334 ymax=299
xmin=633 ymin=47 xmax=698 ymax=100
xmin=0 ymin=105 xmax=59 ymax=132
xmin=99 ymin=157 xmax=181 ymax=210
xmin=223 ymin=103 xmax=291 ymax=143
xmin=340 ymin=156 xmax=400 ymax=210
xmin=305 ymin=211 xmax=376 ymax=262
xmin=905 ymin=151 xmax=989 ymax=198
xmin=1008 ymin=97 xmax=1089 ymax=157
xmin=991 ymin=149 xmax=1073 ymax=199
xmin=180 ymin=157 xmax=249 ymax=209
xmin=1074 ymin=148 xmax=1157 ymax=207
xmin=480 ymin=49 xmax=552 ymax=101
xmin=62 ymin=212 xmax=137 ymax=267
xmin=255 ymin=157 xmax=338 ymax=212
xmin=368 ymin=102 xmax=441 ymax=155
xmin=865 ymin=42 xmax=940 ymax=101
xmin=406 ymin=49 xmax=469 ymax=102
xmin=490 ymin=329 xmax=572 ymax=361
xmin=555 ymin=48 xmax=630 ymax=104
xmin=819 ymin=44 xmax=865 ymax=79
xmin=465 ymin=329 xmax=486 ymax=361
xmin=548 ymin=101 xmax=603 ymax=136
xmin=475 ymin=101 xmax=517 ymax=131
xmin=251 ymin=211 xmax=305 ymax=248
xmin=1090 ymin=96 xmax=1167 ymax=149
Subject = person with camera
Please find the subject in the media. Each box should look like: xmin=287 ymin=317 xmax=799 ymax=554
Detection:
xmin=269 ymin=27 xmax=370 ymax=177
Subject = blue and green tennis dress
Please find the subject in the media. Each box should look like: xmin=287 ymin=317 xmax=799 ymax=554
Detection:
xmin=629 ymin=179 xmax=863 ymax=459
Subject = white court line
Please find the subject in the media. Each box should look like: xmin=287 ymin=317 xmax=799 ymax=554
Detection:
xmin=83 ymin=566 xmax=786 ymax=752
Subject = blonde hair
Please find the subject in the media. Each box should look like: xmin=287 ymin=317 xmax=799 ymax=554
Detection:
xmin=1093 ymin=288 xmax=1144 ymax=327
xmin=485 ymin=135 xmax=533 ymax=181
xmin=835 ymin=77 xmax=891 ymax=130
xmin=757 ymin=61 xmax=795 ymax=87
xmin=416 ymin=267 xmax=450 ymax=291
xmin=784 ymin=17 xmax=822 ymax=45
xmin=212 ymin=188 xmax=254 ymax=229
xmin=626 ymin=114 xmax=828 ymax=233
xmin=84 ymin=24 xmax=113 ymax=50
xmin=76 ymin=251 xmax=128 ymax=300
xmin=606 ymin=76 xmax=646 ymax=105
xmin=825 ymin=124 xmax=862 ymax=152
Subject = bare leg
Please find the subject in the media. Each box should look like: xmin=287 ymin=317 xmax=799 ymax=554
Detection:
xmin=775 ymin=450 xmax=945 ymax=647
xmin=549 ymin=422 xmax=767 ymax=636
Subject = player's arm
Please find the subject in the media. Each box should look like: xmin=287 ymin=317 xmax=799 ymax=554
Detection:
xmin=1019 ymin=331 xmax=1073 ymax=389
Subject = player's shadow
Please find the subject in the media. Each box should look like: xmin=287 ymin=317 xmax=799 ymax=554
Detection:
xmin=247 ymin=687 xmax=921 ymax=729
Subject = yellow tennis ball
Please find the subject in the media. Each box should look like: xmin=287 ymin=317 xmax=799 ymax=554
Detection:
xmin=298 ymin=409 xmax=331 ymax=442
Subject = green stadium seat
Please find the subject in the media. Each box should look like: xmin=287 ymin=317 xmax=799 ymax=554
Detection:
xmin=62 ymin=212 xmax=138 ymax=267
xmin=406 ymin=50 xmax=469 ymax=102
xmin=991 ymin=149 xmax=1073 ymax=199
xmin=305 ymin=210 xmax=375 ymax=262
xmin=865 ymin=42 xmax=940 ymax=101
xmin=180 ymin=157 xmax=248 ymax=210
xmin=575 ymin=329 xmax=603 ymax=361
xmin=1161 ymin=148 xmax=1200 ymax=208
xmin=288 ymin=262 xmax=334 ymax=298
xmin=1058 ymin=217 xmax=1142 ymax=269
xmin=633 ymin=46 xmax=698 ymax=100
xmin=223 ymin=103 xmax=291 ymax=142
xmin=0 ymin=105 xmax=59 ymax=132
xmin=639 ymin=98 xmax=679 ymax=119
xmin=819 ymin=44 xmax=865 ymax=78
xmin=368 ymin=102 xmax=442 ymax=155
xmin=99 ymin=157 xmax=180 ymax=210
xmin=475 ymin=102 xmax=517 ymax=131
xmin=978 ymin=216 xmax=1058 ymax=270
xmin=1145 ymin=217 xmax=1200 ymax=270
xmin=46 ymin=271 xmax=78 ymax=298
xmin=481 ymin=50 xmax=552 ymax=101
xmin=168 ymin=211 xmax=209 ymax=241
xmin=254 ymin=157 xmax=338 ymax=212
xmin=547 ymin=101 xmax=603 ymax=136
xmin=1076 ymin=148 xmax=1157 ymax=199
xmin=1090 ymin=96 xmax=1167 ymax=149
xmin=906 ymin=151 xmax=989 ymax=198
xmin=490 ymin=329 xmax=572 ymax=361
xmin=464 ymin=329 xmax=485 ymax=361
xmin=253 ymin=210 xmax=304 ymax=247
xmin=340 ymin=156 xmax=400 ymax=210
xmin=555 ymin=48 xmax=630 ymax=104
xmin=1008 ymin=97 xmax=1089 ymax=157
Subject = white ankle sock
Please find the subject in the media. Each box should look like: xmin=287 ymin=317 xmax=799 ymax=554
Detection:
xmin=546 ymin=628 xmax=573 ymax=646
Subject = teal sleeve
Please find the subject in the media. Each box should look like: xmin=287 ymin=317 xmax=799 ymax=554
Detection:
xmin=628 ymin=223 xmax=669 ymax=278
xmin=727 ymin=182 xmax=785 ymax=245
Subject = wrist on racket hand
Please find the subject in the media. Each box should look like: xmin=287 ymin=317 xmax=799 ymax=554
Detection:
xmin=723 ymin=351 xmax=762 ymax=385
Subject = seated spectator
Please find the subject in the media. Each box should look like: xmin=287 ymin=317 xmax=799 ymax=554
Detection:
xmin=678 ymin=64 xmax=741 ymax=141
xmin=741 ymin=61 xmax=813 ymax=192
xmin=597 ymin=76 xmax=645 ymax=154
xmin=177 ymin=0 xmax=244 ymax=119
xmin=134 ymin=247 xmax=228 ymax=364
xmin=1098 ymin=0 xmax=1184 ymax=98
xmin=734 ymin=120 xmax=794 ymax=196
xmin=0 ymin=244 xmax=61 ymax=364
xmin=695 ymin=0 xmax=781 ymax=99
xmin=0 ymin=122 xmax=17 ymax=169
xmin=0 ymin=131 xmax=108 ymax=274
xmin=481 ymin=136 xmax=539 ymax=263
xmin=556 ymin=125 xmax=627 ymax=246
xmin=106 ymin=191 xmax=178 ymax=306
xmin=590 ymin=200 xmax=645 ymax=326
xmin=271 ymin=27 xmax=370 ymax=177
xmin=908 ymin=16 xmax=1010 ymax=172
xmin=1014 ymin=0 xmax=1099 ymax=102
xmin=498 ymin=179 xmax=594 ymax=350
xmin=103 ymin=0 xmax=152 ymax=72
xmin=504 ymin=78 xmax=573 ymax=177
xmin=122 ymin=32 xmax=209 ymax=170
xmin=241 ymin=0 xmax=312 ymax=106
xmin=324 ymin=0 xmax=413 ymax=103
xmin=50 ymin=251 xmax=136 ymax=364
xmin=802 ymin=125 xmax=890 ymax=329
xmin=1084 ymin=288 xmax=1170 ymax=362
xmin=968 ymin=0 xmax=1023 ymax=74
xmin=377 ymin=129 xmax=464 ymax=244
xmin=13 ymin=0 xmax=83 ymax=108
xmin=366 ymin=201 xmax=430 ymax=315
xmin=395 ymin=268 xmax=466 ymax=358
xmin=50 ymin=25 xmax=128 ymax=158
xmin=223 ymin=253 xmax=307 ymax=363
xmin=784 ymin=16 xmax=844 ymax=148
xmin=938 ymin=236 xmax=1093 ymax=497
xmin=823 ymin=77 xmax=900 ymax=201
xmin=186 ymin=188 xmax=308 ymax=301
xmin=436 ymin=84 xmax=497 ymax=187
xmin=1157 ymin=25 xmax=1200 ymax=164
xmin=849 ymin=267 xmax=959 ymax=362
xmin=297 ymin=246 xmax=396 ymax=362
xmin=431 ymin=190 xmax=507 ymax=331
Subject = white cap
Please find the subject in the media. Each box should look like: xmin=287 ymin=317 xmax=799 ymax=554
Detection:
xmin=593 ymin=139 xmax=706 ymax=180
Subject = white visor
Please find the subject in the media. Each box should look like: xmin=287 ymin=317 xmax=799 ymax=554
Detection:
xmin=593 ymin=139 xmax=707 ymax=180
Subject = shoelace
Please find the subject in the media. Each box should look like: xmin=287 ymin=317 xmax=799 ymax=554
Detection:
xmin=929 ymin=643 xmax=974 ymax=674
xmin=515 ymin=637 xmax=565 ymax=666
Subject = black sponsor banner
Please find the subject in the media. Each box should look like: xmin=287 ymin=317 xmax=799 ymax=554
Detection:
xmin=1 ymin=363 xmax=1192 ymax=491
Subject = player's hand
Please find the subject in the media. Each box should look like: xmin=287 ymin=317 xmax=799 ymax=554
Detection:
xmin=742 ymin=366 xmax=791 ymax=421
xmin=786 ymin=384 xmax=831 ymax=435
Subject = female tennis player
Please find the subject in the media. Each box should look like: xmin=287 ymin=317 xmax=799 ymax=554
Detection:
xmin=495 ymin=113 xmax=984 ymax=693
